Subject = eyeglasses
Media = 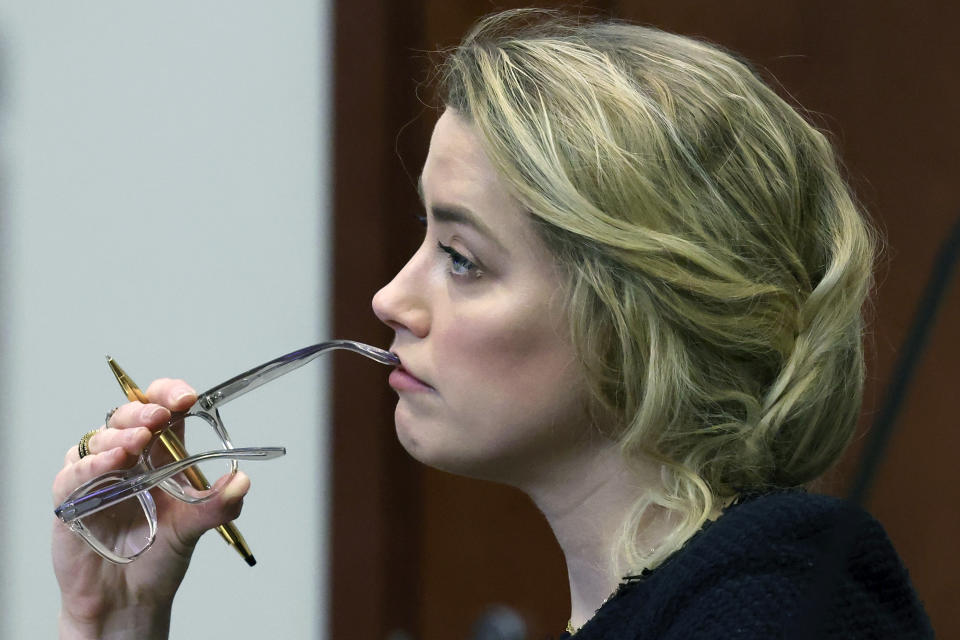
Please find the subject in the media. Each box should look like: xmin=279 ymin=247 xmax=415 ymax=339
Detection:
xmin=55 ymin=340 xmax=399 ymax=563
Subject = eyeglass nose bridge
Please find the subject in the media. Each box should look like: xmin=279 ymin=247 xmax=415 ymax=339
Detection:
xmin=149 ymin=407 xmax=238 ymax=503
xmin=190 ymin=406 xmax=235 ymax=448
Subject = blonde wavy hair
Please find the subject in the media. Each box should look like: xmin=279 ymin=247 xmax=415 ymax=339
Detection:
xmin=438 ymin=9 xmax=876 ymax=573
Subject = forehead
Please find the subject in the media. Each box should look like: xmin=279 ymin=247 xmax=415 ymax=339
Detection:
xmin=421 ymin=111 xmax=557 ymax=269
xmin=420 ymin=111 xmax=515 ymax=210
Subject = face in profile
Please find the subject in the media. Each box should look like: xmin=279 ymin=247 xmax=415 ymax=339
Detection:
xmin=372 ymin=110 xmax=592 ymax=487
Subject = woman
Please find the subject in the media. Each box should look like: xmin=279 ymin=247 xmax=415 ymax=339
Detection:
xmin=51 ymin=9 xmax=932 ymax=638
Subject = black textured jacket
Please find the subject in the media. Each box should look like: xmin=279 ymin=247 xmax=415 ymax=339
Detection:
xmin=560 ymin=491 xmax=933 ymax=639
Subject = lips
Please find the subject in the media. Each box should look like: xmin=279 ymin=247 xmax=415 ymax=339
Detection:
xmin=387 ymin=360 xmax=435 ymax=392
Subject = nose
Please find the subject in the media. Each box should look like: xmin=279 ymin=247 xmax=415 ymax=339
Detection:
xmin=371 ymin=248 xmax=430 ymax=339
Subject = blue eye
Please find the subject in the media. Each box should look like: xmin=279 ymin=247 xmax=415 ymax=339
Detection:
xmin=437 ymin=242 xmax=480 ymax=278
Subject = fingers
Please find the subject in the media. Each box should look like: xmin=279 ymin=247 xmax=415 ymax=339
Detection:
xmin=64 ymin=425 xmax=155 ymax=465
xmin=53 ymin=446 xmax=128 ymax=505
xmin=146 ymin=378 xmax=197 ymax=411
xmin=107 ymin=401 xmax=172 ymax=433
xmin=54 ymin=377 xmax=199 ymax=506
xmin=61 ymin=404 xmax=165 ymax=465
xmin=60 ymin=378 xmax=195 ymax=466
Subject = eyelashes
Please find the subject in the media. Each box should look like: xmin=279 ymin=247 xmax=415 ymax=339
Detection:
xmin=415 ymin=210 xmax=483 ymax=279
xmin=437 ymin=242 xmax=481 ymax=278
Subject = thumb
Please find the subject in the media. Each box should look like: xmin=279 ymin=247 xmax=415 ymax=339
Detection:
xmin=176 ymin=471 xmax=251 ymax=543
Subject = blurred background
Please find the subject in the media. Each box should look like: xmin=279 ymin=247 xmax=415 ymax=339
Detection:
xmin=1 ymin=1 xmax=957 ymax=639
xmin=0 ymin=2 xmax=329 ymax=638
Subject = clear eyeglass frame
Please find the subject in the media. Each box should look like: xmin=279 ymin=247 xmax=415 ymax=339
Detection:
xmin=55 ymin=340 xmax=399 ymax=563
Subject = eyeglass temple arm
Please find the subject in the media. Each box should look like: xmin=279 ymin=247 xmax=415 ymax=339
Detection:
xmin=195 ymin=340 xmax=399 ymax=410
xmin=55 ymin=447 xmax=286 ymax=523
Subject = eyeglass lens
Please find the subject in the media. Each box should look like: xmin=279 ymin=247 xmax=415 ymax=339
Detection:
xmin=74 ymin=415 xmax=236 ymax=560
xmin=74 ymin=476 xmax=155 ymax=560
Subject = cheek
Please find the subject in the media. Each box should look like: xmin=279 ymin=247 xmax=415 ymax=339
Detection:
xmin=434 ymin=300 xmax=585 ymax=429
xmin=411 ymin=305 xmax=590 ymax=483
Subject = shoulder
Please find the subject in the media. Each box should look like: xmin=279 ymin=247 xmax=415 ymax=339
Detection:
xmin=609 ymin=491 xmax=933 ymax=639
xmin=653 ymin=491 xmax=869 ymax=592
xmin=714 ymin=489 xmax=860 ymax=537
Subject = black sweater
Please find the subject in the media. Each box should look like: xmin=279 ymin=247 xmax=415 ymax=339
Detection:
xmin=561 ymin=491 xmax=933 ymax=639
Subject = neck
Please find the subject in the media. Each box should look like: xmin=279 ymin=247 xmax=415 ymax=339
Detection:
xmin=518 ymin=441 xmax=672 ymax=631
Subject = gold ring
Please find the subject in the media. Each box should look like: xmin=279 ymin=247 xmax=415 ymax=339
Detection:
xmin=78 ymin=428 xmax=100 ymax=459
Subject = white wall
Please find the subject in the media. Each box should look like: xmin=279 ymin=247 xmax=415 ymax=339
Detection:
xmin=0 ymin=2 xmax=331 ymax=638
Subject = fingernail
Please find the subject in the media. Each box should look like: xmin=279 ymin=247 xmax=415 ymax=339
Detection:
xmin=222 ymin=472 xmax=250 ymax=502
xmin=140 ymin=405 xmax=169 ymax=422
xmin=173 ymin=387 xmax=196 ymax=404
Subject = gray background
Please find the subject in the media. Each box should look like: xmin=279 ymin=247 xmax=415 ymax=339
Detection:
xmin=0 ymin=2 xmax=331 ymax=638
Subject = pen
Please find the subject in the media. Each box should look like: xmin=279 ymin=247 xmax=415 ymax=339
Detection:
xmin=106 ymin=356 xmax=257 ymax=567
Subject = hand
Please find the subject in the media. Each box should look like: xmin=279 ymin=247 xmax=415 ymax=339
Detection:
xmin=51 ymin=379 xmax=251 ymax=640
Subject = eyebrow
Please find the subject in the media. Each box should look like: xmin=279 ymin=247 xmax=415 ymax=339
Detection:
xmin=417 ymin=174 xmax=507 ymax=253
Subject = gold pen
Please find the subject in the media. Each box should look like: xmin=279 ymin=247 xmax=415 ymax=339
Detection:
xmin=106 ymin=356 xmax=257 ymax=567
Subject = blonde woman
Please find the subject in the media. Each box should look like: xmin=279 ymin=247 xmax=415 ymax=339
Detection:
xmin=52 ymin=10 xmax=932 ymax=639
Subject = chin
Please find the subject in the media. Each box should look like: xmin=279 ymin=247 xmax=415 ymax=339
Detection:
xmin=395 ymin=430 xmax=524 ymax=487
xmin=394 ymin=421 xmax=424 ymax=460
xmin=391 ymin=404 xmax=547 ymax=485
xmin=394 ymin=419 xmax=476 ymax=477
xmin=394 ymin=419 xmax=453 ymax=470
xmin=393 ymin=406 xmax=440 ymax=466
